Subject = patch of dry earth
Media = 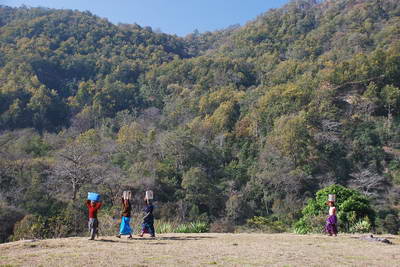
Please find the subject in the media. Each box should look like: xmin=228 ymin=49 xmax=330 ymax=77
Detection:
xmin=0 ymin=233 xmax=399 ymax=266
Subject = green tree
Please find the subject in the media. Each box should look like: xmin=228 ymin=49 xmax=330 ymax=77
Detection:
xmin=294 ymin=184 xmax=375 ymax=234
xmin=268 ymin=112 xmax=311 ymax=166
xmin=181 ymin=167 xmax=214 ymax=219
xmin=381 ymin=84 xmax=400 ymax=130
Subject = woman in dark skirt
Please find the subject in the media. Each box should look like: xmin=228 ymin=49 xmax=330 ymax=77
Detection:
xmin=139 ymin=198 xmax=155 ymax=238
xmin=325 ymin=200 xmax=338 ymax=236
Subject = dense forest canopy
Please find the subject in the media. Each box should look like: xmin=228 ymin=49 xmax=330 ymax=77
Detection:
xmin=1 ymin=0 xmax=400 ymax=242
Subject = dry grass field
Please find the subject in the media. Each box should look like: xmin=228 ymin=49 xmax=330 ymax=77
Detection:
xmin=0 ymin=233 xmax=399 ymax=266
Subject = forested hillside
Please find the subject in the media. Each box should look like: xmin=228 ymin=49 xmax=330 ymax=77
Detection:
xmin=1 ymin=0 xmax=400 ymax=242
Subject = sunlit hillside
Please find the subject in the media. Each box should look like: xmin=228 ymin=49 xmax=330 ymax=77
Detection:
xmin=1 ymin=0 xmax=400 ymax=244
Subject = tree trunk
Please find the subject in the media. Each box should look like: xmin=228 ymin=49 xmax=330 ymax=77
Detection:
xmin=387 ymin=104 xmax=392 ymax=133
xmin=72 ymin=180 xmax=77 ymax=201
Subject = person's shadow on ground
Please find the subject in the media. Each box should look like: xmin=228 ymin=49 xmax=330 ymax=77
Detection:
xmin=94 ymin=235 xmax=215 ymax=243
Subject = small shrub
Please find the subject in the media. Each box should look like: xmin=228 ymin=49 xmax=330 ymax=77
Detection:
xmin=377 ymin=214 xmax=400 ymax=234
xmin=293 ymin=218 xmax=311 ymax=234
xmin=45 ymin=214 xmax=75 ymax=238
xmin=293 ymin=215 xmax=326 ymax=234
xmin=152 ymin=220 xmax=208 ymax=234
xmin=12 ymin=214 xmax=73 ymax=240
xmin=0 ymin=203 xmax=24 ymax=243
xmin=209 ymin=218 xmax=235 ymax=233
xmin=155 ymin=221 xmax=176 ymax=234
xmin=349 ymin=218 xmax=372 ymax=233
xmin=97 ymin=212 xmax=121 ymax=236
xmin=11 ymin=215 xmax=47 ymax=240
xmin=174 ymin=221 xmax=209 ymax=233
xmin=246 ymin=216 xmax=287 ymax=233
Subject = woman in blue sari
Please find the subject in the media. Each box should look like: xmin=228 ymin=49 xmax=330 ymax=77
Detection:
xmin=116 ymin=197 xmax=133 ymax=239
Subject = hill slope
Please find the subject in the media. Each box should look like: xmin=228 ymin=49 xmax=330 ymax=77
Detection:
xmin=0 ymin=5 xmax=192 ymax=131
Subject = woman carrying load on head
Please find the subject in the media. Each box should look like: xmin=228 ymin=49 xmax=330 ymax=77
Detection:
xmin=139 ymin=198 xmax=155 ymax=238
xmin=86 ymin=199 xmax=102 ymax=240
xmin=116 ymin=195 xmax=133 ymax=239
xmin=325 ymin=200 xmax=338 ymax=236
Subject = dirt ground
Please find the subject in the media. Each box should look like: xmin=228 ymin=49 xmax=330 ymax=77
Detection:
xmin=0 ymin=233 xmax=399 ymax=266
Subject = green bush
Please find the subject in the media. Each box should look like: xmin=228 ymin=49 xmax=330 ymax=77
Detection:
xmin=293 ymin=215 xmax=326 ymax=234
xmin=382 ymin=214 xmax=400 ymax=234
xmin=96 ymin=210 xmax=123 ymax=236
xmin=11 ymin=200 xmax=90 ymax=241
xmin=376 ymin=213 xmax=400 ymax=234
xmin=11 ymin=213 xmax=74 ymax=241
xmin=174 ymin=221 xmax=209 ymax=233
xmin=246 ymin=216 xmax=287 ymax=233
xmin=294 ymin=185 xmax=375 ymax=234
xmin=0 ymin=203 xmax=24 ymax=243
xmin=349 ymin=217 xmax=372 ymax=233
xmin=154 ymin=220 xmax=176 ymax=234
xmin=11 ymin=214 xmax=48 ymax=240
xmin=293 ymin=218 xmax=311 ymax=234
xmin=209 ymin=218 xmax=235 ymax=233
xmin=153 ymin=220 xmax=209 ymax=234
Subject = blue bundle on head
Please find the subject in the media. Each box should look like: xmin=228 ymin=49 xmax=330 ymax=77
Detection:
xmin=88 ymin=192 xmax=101 ymax=202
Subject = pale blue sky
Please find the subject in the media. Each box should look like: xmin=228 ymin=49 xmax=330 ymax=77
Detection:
xmin=3 ymin=0 xmax=289 ymax=36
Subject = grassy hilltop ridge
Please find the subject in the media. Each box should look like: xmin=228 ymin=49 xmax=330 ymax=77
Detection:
xmin=1 ymin=233 xmax=400 ymax=266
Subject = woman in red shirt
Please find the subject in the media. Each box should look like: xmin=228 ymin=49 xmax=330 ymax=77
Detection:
xmin=86 ymin=200 xmax=102 ymax=240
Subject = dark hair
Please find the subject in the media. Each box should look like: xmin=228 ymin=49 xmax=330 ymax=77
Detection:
xmin=327 ymin=201 xmax=335 ymax=207
xmin=124 ymin=199 xmax=131 ymax=206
